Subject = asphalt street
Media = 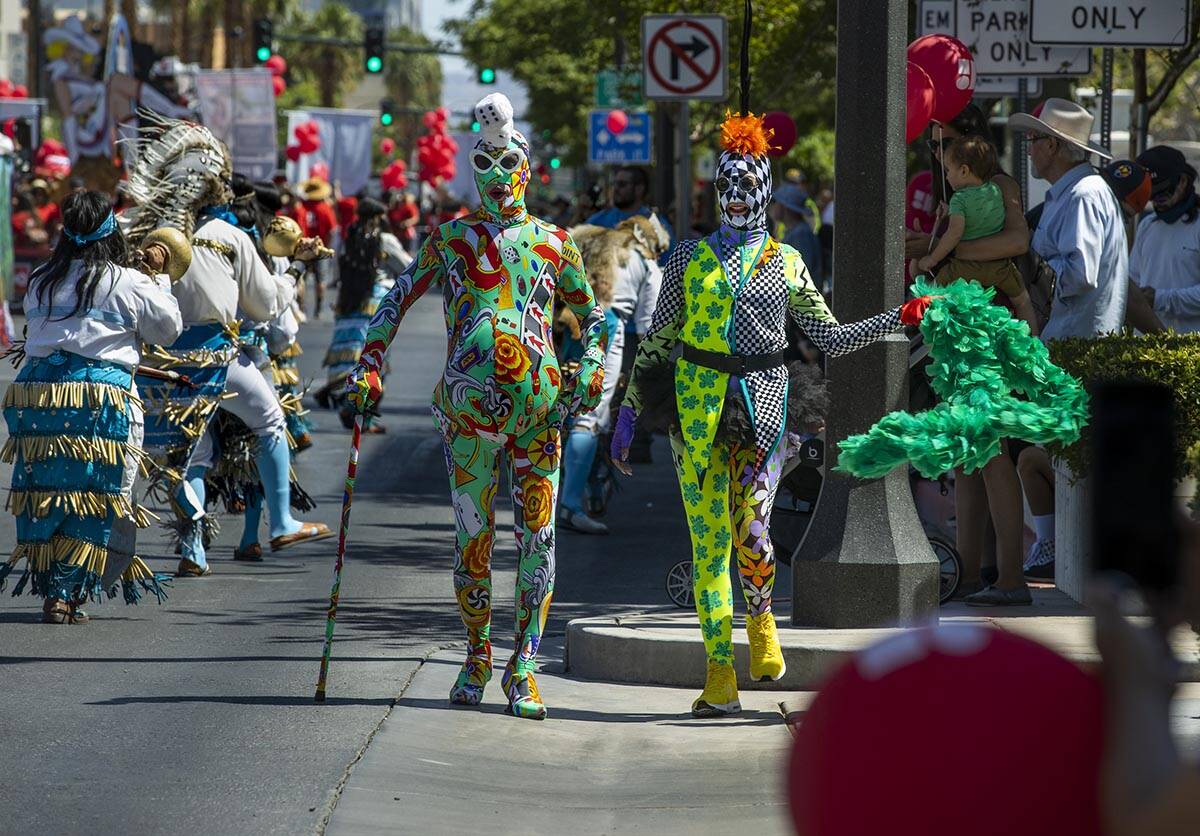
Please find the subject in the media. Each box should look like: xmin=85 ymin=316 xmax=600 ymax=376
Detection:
xmin=0 ymin=292 xmax=771 ymax=835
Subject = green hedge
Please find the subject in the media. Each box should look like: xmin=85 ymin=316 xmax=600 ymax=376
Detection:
xmin=1047 ymin=332 xmax=1200 ymax=480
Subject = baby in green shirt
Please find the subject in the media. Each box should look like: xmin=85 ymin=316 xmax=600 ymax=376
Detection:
xmin=910 ymin=135 xmax=1038 ymax=334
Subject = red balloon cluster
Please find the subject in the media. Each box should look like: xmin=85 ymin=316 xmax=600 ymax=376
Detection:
xmin=416 ymin=108 xmax=457 ymax=186
xmin=789 ymin=627 xmax=1103 ymax=836
xmin=0 ymin=79 xmax=28 ymax=99
xmin=762 ymin=111 xmax=797 ymax=158
xmin=265 ymin=54 xmax=288 ymax=98
xmin=379 ymin=137 xmax=396 ymax=157
xmin=381 ymin=159 xmax=408 ymax=191
xmin=906 ymin=34 xmax=976 ymax=144
xmin=286 ymin=120 xmax=321 ymax=162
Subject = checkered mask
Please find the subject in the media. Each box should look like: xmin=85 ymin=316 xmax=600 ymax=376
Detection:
xmin=715 ymin=151 xmax=772 ymax=231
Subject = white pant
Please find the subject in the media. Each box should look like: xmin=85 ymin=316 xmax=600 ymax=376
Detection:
xmin=571 ymin=324 xmax=624 ymax=435
xmin=121 ymin=383 xmax=144 ymax=501
xmin=190 ymin=351 xmax=286 ymax=469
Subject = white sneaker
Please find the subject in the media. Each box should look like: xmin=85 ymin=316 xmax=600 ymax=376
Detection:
xmin=558 ymin=507 xmax=609 ymax=535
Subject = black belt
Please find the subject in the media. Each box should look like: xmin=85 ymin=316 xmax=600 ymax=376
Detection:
xmin=681 ymin=344 xmax=786 ymax=375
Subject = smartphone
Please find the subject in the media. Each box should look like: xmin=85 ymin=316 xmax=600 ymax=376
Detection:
xmin=1090 ymin=381 xmax=1179 ymax=591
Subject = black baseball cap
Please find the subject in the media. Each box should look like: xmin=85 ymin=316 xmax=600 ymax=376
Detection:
xmin=1136 ymin=145 xmax=1197 ymax=197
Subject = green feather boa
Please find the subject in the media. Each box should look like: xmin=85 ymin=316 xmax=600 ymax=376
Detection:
xmin=836 ymin=279 xmax=1089 ymax=479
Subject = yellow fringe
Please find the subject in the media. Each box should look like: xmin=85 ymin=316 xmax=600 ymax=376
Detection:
xmin=140 ymin=342 xmax=239 ymax=371
xmin=1 ymin=435 xmax=134 ymax=467
xmin=272 ymin=366 xmax=300 ymax=387
xmin=278 ymin=342 xmax=302 ymax=359
xmin=11 ymin=535 xmax=110 ymax=576
xmin=121 ymin=555 xmax=156 ymax=582
xmin=8 ymin=489 xmax=135 ymax=520
xmin=323 ymin=348 xmax=361 ymax=367
xmin=132 ymin=503 xmax=159 ymax=528
xmin=277 ymin=392 xmax=309 ymax=418
xmin=3 ymin=380 xmax=139 ymax=411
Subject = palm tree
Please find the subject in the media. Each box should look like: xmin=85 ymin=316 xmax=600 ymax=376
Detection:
xmin=291 ymin=3 xmax=364 ymax=108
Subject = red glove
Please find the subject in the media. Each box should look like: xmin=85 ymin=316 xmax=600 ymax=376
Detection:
xmin=899 ymin=295 xmax=935 ymax=326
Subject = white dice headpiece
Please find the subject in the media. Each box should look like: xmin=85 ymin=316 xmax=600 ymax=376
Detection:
xmin=474 ymin=93 xmax=514 ymax=149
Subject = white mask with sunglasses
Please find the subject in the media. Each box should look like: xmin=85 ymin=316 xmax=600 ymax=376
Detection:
xmin=714 ymin=151 xmax=772 ymax=231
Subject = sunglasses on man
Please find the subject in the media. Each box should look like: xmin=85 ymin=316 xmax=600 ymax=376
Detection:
xmin=1151 ymin=175 xmax=1180 ymax=199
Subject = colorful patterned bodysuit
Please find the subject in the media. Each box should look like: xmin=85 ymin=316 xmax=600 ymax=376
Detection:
xmin=625 ymin=230 xmax=904 ymax=667
xmin=358 ymin=210 xmax=605 ymax=705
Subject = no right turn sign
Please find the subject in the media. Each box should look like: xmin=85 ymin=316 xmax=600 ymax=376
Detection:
xmin=642 ymin=14 xmax=728 ymax=102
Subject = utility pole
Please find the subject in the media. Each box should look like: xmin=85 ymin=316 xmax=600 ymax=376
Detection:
xmin=791 ymin=0 xmax=939 ymax=627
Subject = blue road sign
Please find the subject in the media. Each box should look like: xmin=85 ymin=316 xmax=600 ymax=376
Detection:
xmin=588 ymin=110 xmax=652 ymax=165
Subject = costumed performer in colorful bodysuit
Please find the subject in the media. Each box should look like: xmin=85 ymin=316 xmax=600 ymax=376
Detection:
xmin=2 ymin=190 xmax=185 ymax=623
xmin=121 ymin=118 xmax=331 ymax=577
xmin=348 ymin=93 xmax=607 ymax=720
xmin=611 ymin=110 xmax=934 ymax=718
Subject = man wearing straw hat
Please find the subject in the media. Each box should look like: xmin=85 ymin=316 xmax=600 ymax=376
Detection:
xmin=1008 ymin=98 xmax=1128 ymax=342
xmin=299 ymin=176 xmax=337 ymax=318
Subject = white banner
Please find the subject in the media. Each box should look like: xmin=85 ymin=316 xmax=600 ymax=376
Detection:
xmin=284 ymin=108 xmax=375 ymax=198
xmin=194 ymin=69 xmax=278 ymax=181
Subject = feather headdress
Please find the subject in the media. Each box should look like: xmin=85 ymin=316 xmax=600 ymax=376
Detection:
xmin=120 ymin=111 xmax=233 ymax=242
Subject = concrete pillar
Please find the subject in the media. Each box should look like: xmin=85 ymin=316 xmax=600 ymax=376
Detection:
xmin=791 ymin=0 xmax=940 ymax=628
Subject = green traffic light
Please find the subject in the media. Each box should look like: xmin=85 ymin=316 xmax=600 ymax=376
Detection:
xmin=366 ymin=56 xmax=383 ymax=73
xmin=479 ymin=68 xmax=496 ymax=84
xmin=471 ymin=121 xmax=481 ymax=132
xmin=380 ymin=112 xmax=394 ymax=126
xmin=256 ymin=47 xmax=271 ymax=62
xmin=549 ymin=158 xmax=561 ymax=169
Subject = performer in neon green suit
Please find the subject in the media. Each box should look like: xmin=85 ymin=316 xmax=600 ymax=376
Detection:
xmin=612 ymin=110 xmax=934 ymax=717
xmin=348 ymin=93 xmax=606 ymax=720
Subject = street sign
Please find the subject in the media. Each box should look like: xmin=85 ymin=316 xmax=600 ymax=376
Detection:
xmin=588 ymin=109 xmax=652 ymax=165
xmin=919 ymin=2 xmax=1042 ymax=96
xmin=976 ymin=75 xmax=1042 ymax=96
xmin=1029 ymin=1 xmax=1191 ymax=47
xmin=956 ymin=0 xmax=1092 ymax=76
xmin=595 ymin=69 xmax=643 ymax=108
xmin=918 ymin=0 xmax=955 ymax=36
xmin=641 ymin=14 xmax=728 ymax=101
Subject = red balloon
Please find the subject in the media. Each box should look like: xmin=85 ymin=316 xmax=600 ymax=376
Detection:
xmin=790 ymin=627 xmax=1103 ymax=836
xmin=0 ymin=80 xmax=12 ymax=97
xmin=310 ymin=161 xmax=330 ymax=181
xmin=908 ymin=35 xmax=976 ymax=124
xmin=762 ymin=111 xmax=797 ymax=157
xmin=11 ymin=84 xmax=27 ymax=99
xmin=272 ymin=75 xmax=286 ymax=97
xmin=380 ymin=138 xmax=396 ymax=156
xmin=285 ymin=144 xmax=301 ymax=162
xmin=422 ymin=111 xmax=438 ymax=130
xmin=264 ymin=55 xmax=288 ymax=77
xmin=906 ymin=61 xmax=936 ymax=144
xmin=606 ymin=109 xmax=629 ymax=135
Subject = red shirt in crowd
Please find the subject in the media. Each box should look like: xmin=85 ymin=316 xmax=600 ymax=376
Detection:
xmin=34 ymin=202 xmax=61 ymax=228
xmin=299 ymin=199 xmax=338 ymax=245
xmin=336 ymin=197 xmax=358 ymax=239
xmin=388 ymin=200 xmax=418 ymax=243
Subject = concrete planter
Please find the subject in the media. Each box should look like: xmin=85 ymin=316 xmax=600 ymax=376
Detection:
xmin=1055 ymin=464 xmax=1197 ymax=603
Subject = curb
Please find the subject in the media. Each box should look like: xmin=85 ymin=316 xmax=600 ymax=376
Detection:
xmin=564 ymin=613 xmax=1200 ymax=690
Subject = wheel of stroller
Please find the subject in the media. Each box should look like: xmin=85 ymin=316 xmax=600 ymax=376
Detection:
xmin=929 ymin=536 xmax=962 ymax=604
xmin=666 ymin=560 xmax=694 ymax=608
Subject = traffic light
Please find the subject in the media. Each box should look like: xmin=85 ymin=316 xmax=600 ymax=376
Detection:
xmin=253 ymin=18 xmax=273 ymax=63
xmin=379 ymin=98 xmax=395 ymax=127
xmin=471 ymin=120 xmax=481 ymax=133
xmin=364 ymin=22 xmax=385 ymax=74
xmin=478 ymin=67 xmax=496 ymax=84
xmin=549 ymin=157 xmax=561 ymax=170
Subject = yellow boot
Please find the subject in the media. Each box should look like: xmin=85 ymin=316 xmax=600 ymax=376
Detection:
xmin=692 ymin=659 xmax=741 ymax=718
xmin=747 ymin=611 xmax=786 ymax=682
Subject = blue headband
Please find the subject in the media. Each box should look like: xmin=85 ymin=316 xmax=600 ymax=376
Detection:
xmin=64 ymin=211 xmax=117 ymax=246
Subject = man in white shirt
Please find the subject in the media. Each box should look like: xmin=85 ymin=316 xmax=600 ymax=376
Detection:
xmin=1130 ymin=145 xmax=1200 ymax=334
xmin=1010 ymin=98 xmax=1128 ymax=342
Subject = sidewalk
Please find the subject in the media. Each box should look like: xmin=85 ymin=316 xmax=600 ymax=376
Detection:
xmin=565 ymin=587 xmax=1200 ymax=689
xmin=324 ymin=644 xmax=801 ymax=836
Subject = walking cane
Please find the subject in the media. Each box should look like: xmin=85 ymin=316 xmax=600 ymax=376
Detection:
xmin=314 ymin=412 xmax=364 ymax=703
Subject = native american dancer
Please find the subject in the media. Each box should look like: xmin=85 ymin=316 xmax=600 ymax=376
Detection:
xmin=121 ymin=117 xmax=331 ymax=577
xmin=558 ymin=215 xmax=670 ymax=534
xmin=314 ymin=198 xmax=411 ymax=433
xmin=1 ymin=190 xmax=186 ymax=623
xmin=347 ymin=93 xmax=606 ymax=720
xmin=611 ymin=110 xmax=934 ymax=717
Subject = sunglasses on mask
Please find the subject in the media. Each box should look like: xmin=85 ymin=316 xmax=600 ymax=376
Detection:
xmin=1151 ymin=175 xmax=1181 ymax=199
xmin=471 ymin=149 xmax=525 ymax=175
xmin=715 ymin=173 xmax=762 ymax=193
